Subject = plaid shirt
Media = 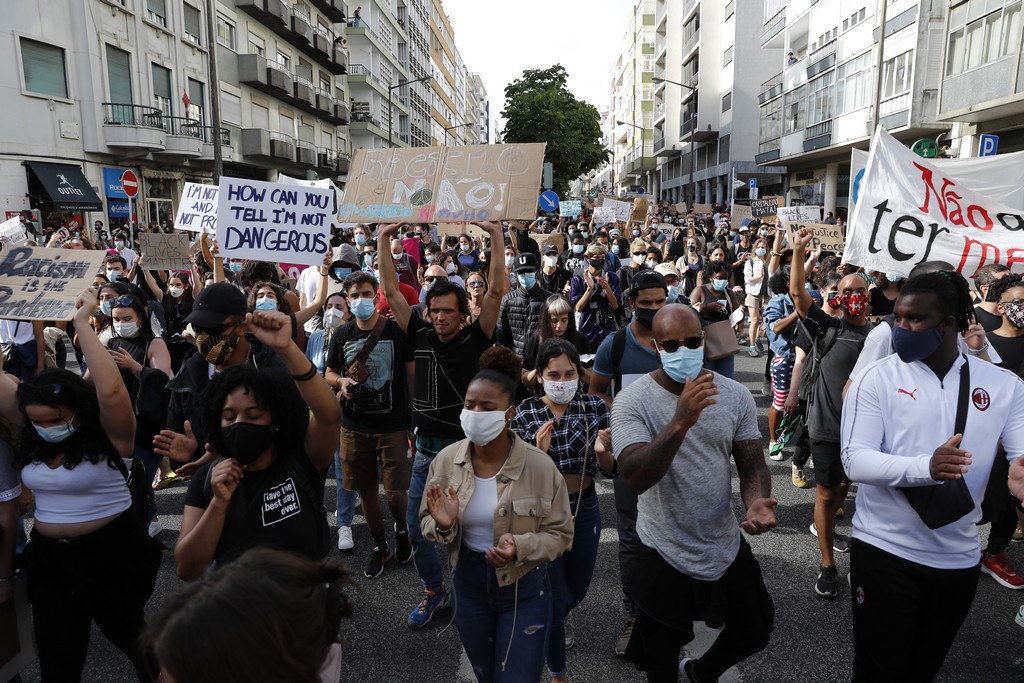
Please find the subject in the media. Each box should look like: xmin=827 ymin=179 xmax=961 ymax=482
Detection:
xmin=511 ymin=394 xmax=610 ymax=478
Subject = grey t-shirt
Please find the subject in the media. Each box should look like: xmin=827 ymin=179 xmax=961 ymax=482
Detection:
xmin=611 ymin=372 xmax=761 ymax=581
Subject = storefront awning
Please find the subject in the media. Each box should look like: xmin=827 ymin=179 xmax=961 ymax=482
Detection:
xmin=25 ymin=162 xmax=103 ymax=211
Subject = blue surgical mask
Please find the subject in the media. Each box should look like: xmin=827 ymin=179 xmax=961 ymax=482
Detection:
xmin=114 ymin=240 xmax=125 ymax=249
xmin=228 ymin=261 xmax=243 ymax=273
xmin=887 ymin=273 xmax=904 ymax=283
xmin=100 ymin=300 xmax=113 ymax=316
xmin=755 ymin=248 xmax=767 ymax=257
xmin=460 ymin=243 xmax=472 ymax=252
xmin=355 ymin=234 xmax=367 ymax=246
xmin=350 ymin=297 xmax=376 ymax=321
xmin=518 ymin=273 xmax=537 ymax=290
xmin=333 ymin=267 xmax=353 ymax=280
xmin=581 ymin=231 xmax=589 ymax=238
xmin=425 ymin=254 xmax=435 ymax=264
xmin=891 ymin=325 xmax=943 ymax=364
xmin=712 ymin=278 xmax=729 ymax=291
xmin=660 ymin=345 xmax=705 ymax=384
xmin=611 ymin=245 xmax=620 ymax=255
xmin=372 ymin=270 xmax=381 ymax=282
xmin=34 ymin=420 xmax=77 ymax=444
xmin=572 ymin=244 xmax=585 ymax=254
xmin=667 ymin=285 xmax=680 ymax=301
xmin=106 ymin=270 xmax=121 ymax=282
xmin=255 ymin=297 xmax=278 ymax=311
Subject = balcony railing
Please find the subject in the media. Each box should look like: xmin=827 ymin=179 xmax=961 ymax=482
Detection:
xmin=761 ymin=8 xmax=786 ymax=45
xmin=879 ymin=92 xmax=911 ymax=117
xmin=199 ymin=126 xmax=231 ymax=146
xmin=163 ymin=115 xmax=202 ymax=138
xmin=806 ymin=120 xmax=832 ymax=139
xmin=348 ymin=63 xmax=387 ymax=89
xmin=103 ymin=103 xmax=163 ymax=128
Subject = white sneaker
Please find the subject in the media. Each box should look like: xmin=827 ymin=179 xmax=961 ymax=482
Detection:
xmin=768 ymin=442 xmax=784 ymax=461
xmin=148 ymin=519 xmax=162 ymax=538
xmin=337 ymin=525 xmax=354 ymax=551
xmin=1016 ymin=605 xmax=1024 ymax=628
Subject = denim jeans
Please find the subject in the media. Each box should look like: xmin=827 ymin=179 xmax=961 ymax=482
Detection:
xmin=702 ymin=353 xmax=735 ymax=379
xmin=333 ymin=447 xmax=357 ymax=527
xmin=547 ymin=486 xmax=601 ymax=676
xmin=453 ymin=549 xmax=552 ymax=683
xmin=406 ymin=450 xmax=444 ymax=591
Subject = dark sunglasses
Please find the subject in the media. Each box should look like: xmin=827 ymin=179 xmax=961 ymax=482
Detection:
xmin=467 ymin=281 xmax=486 ymax=289
xmin=105 ymin=295 xmax=136 ymax=308
xmin=424 ymin=275 xmax=447 ymax=283
xmin=655 ymin=334 xmax=704 ymax=353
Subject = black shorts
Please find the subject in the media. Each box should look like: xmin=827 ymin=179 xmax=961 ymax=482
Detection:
xmin=811 ymin=439 xmax=850 ymax=487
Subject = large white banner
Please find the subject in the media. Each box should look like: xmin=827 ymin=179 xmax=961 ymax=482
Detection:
xmin=845 ymin=128 xmax=1024 ymax=278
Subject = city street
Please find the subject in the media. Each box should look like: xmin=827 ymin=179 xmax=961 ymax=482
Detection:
xmin=14 ymin=351 xmax=1024 ymax=683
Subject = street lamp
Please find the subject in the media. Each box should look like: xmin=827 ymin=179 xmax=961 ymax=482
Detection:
xmin=388 ymin=74 xmax=432 ymax=148
xmin=652 ymin=77 xmax=698 ymax=206
xmin=616 ymin=120 xmax=648 ymax=196
xmin=443 ymin=123 xmax=472 ymax=146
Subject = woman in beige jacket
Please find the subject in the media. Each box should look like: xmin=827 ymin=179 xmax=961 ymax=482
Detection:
xmin=421 ymin=346 xmax=573 ymax=683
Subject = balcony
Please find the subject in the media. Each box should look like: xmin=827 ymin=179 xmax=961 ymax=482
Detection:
xmin=314 ymin=88 xmax=334 ymax=115
xmin=266 ymin=59 xmax=293 ymax=96
xmin=293 ymin=74 xmax=316 ymax=107
xmin=290 ymin=6 xmax=313 ymax=45
xmin=761 ymin=7 xmax=786 ymax=47
xmin=759 ymin=73 xmax=783 ymax=105
xmin=803 ymin=120 xmax=832 ymax=152
xmin=309 ymin=0 xmax=346 ymax=23
xmin=158 ymin=116 xmax=203 ymax=157
xmin=197 ymin=126 xmax=232 ymax=161
xmin=236 ymin=0 xmax=288 ymax=27
xmin=312 ymin=25 xmax=335 ymax=58
xmin=316 ymin=147 xmax=338 ymax=173
xmin=241 ymin=128 xmax=295 ymax=160
xmin=102 ymin=103 xmax=165 ymax=151
xmin=295 ymin=140 xmax=316 ymax=166
xmin=331 ymin=100 xmax=350 ymax=125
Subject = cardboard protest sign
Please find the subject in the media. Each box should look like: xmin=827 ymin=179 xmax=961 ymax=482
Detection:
xmin=139 ymin=232 xmax=192 ymax=271
xmin=174 ymin=183 xmax=219 ymax=234
xmin=592 ymin=207 xmax=616 ymax=226
xmin=559 ymin=200 xmax=582 ymax=218
xmin=436 ymin=223 xmax=487 ymax=240
xmin=777 ymin=205 xmax=821 ymax=226
xmin=0 ymin=246 xmax=106 ymax=321
xmin=0 ymin=217 xmax=27 ymax=247
xmin=673 ymin=202 xmax=688 ymax=214
xmin=630 ymin=198 xmax=649 ymax=224
xmin=217 ymin=178 xmax=333 ymax=267
xmin=533 ymin=233 xmax=565 ymax=254
xmin=846 ymin=127 xmax=1024 ymax=278
xmin=786 ymin=222 xmax=845 ymax=255
xmin=751 ymin=196 xmax=782 ymax=219
xmin=338 ymin=143 xmax=545 ymax=223
xmin=729 ymin=204 xmax=753 ymax=224
xmin=693 ymin=203 xmax=712 ymax=214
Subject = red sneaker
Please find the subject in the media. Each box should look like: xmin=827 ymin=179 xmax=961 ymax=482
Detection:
xmin=981 ymin=552 xmax=1024 ymax=589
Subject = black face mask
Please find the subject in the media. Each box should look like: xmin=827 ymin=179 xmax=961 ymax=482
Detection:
xmin=635 ymin=307 xmax=657 ymax=330
xmin=589 ymin=259 xmax=606 ymax=271
xmin=221 ymin=422 xmax=275 ymax=464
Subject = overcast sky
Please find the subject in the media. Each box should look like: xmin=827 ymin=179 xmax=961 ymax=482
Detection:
xmin=440 ymin=0 xmax=633 ymax=137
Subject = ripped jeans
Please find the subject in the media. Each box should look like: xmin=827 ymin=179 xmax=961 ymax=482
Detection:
xmin=453 ymin=548 xmax=552 ymax=683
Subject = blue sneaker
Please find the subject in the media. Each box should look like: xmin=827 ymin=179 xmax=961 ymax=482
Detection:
xmin=407 ymin=588 xmax=450 ymax=629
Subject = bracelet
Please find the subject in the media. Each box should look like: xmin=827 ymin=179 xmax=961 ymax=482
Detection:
xmin=771 ymin=250 xmax=785 ymax=257
xmin=967 ymin=341 xmax=988 ymax=357
xmin=291 ymin=362 xmax=319 ymax=381
xmin=436 ymin=523 xmax=454 ymax=536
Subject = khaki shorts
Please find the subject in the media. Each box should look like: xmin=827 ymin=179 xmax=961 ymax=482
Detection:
xmin=340 ymin=428 xmax=411 ymax=493
xmin=744 ymin=294 xmax=765 ymax=311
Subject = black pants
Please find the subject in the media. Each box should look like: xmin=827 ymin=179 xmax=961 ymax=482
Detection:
xmin=613 ymin=474 xmax=639 ymax=615
xmin=850 ymin=539 xmax=978 ymax=683
xmin=981 ymin=451 xmax=1018 ymax=556
xmin=624 ymin=538 xmax=774 ymax=683
xmin=25 ymin=512 xmax=159 ymax=681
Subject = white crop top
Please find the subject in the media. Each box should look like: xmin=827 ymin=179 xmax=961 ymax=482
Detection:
xmin=462 ymin=475 xmax=497 ymax=552
xmin=20 ymin=458 xmax=132 ymax=524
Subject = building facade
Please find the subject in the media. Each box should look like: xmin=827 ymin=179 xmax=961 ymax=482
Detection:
xmin=610 ymin=0 xmax=657 ymax=197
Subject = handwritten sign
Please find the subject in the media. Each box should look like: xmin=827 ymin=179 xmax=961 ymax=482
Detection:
xmin=0 ymin=217 xmax=27 ymax=248
xmin=0 ymin=247 xmax=106 ymax=321
xmin=751 ymin=196 xmax=783 ymax=219
xmin=630 ymin=198 xmax=649 ymax=224
xmin=436 ymin=223 xmax=487 ymax=240
xmin=786 ymin=222 xmax=845 ymax=254
xmin=139 ymin=232 xmax=192 ymax=271
xmin=729 ymin=204 xmax=753 ymax=224
xmin=693 ymin=203 xmax=712 ymax=214
xmin=602 ymin=199 xmax=632 ymax=222
xmin=338 ymin=143 xmax=545 ymax=223
xmin=533 ymin=233 xmax=565 ymax=254
xmin=217 ymin=178 xmax=333 ymax=267
xmin=777 ymin=205 xmax=821 ymax=226
xmin=673 ymin=202 xmax=688 ymax=214
xmin=174 ymin=183 xmax=219 ymax=234
xmin=559 ymin=200 xmax=582 ymax=218
xmin=592 ymin=207 xmax=616 ymax=226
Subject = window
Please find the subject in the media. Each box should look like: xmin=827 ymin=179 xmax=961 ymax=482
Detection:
xmin=252 ymin=103 xmax=269 ymax=130
xmin=21 ymin=39 xmax=68 ymax=98
xmin=806 ymin=72 xmax=834 ymax=125
xmin=248 ymin=33 xmax=265 ymax=57
xmin=183 ymin=4 xmax=202 ymax=45
xmin=279 ymin=112 xmax=294 ymax=136
xmin=723 ymin=46 xmax=733 ymax=66
xmin=721 ymin=91 xmax=732 ymax=112
xmin=783 ymin=84 xmax=807 ymax=134
xmin=216 ymin=15 xmax=236 ymax=49
xmin=881 ymin=50 xmax=912 ymax=99
xmin=152 ymin=63 xmax=172 ymax=116
xmin=146 ymin=0 xmax=167 ymax=27
xmin=276 ymin=51 xmax=291 ymax=70
xmin=106 ymin=45 xmax=133 ymax=105
xmin=760 ymin=98 xmax=783 ymax=143
xmin=221 ymin=91 xmax=241 ymax=124
xmin=187 ymin=78 xmax=204 ymax=123
xmin=946 ymin=0 xmax=1022 ymax=75
xmin=835 ymin=51 xmax=872 ymax=114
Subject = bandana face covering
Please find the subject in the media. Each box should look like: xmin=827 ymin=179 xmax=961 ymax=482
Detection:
xmin=1003 ymin=301 xmax=1024 ymax=328
xmin=196 ymin=329 xmax=239 ymax=365
xmin=827 ymin=291 xmax=870 ymax=316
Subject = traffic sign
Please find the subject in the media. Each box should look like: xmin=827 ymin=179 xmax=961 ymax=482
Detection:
xmin=979 ymin=134 xmax=999 ymax=157
xmin=749 ymin=187 xmax=759 ymax=200
xmin=539 ymin=190 xmax=559 ymax=212
xmin=748 ymin=178 xmax=757 ymax=190
xmin=120 ymin=170 xmax=139 ymax=198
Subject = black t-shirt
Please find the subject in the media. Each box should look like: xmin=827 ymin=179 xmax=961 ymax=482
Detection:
xmin=326 ymin=317 xmax=413 ymax=432
xmin=407 ymin=314 xmax=493 ymax=438
xmin=868 ymin=287 xmax=896 ymax=316
xmin=538 ymin=266 xmax=570 ymax=296
xmin=801 ymin=304 xmax=872 ymax=442
xmin=975 ymin=306 xmax=1003 ymax=333
xmin=183 ymin=454 xmax=326 ymax=564
xmin=988 ymin=331 xmax=1024 ymax=378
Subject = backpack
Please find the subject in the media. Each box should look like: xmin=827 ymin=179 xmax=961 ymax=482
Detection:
xmin=610 ymin=327 xmax=629 ymax=395
xmin=798 ymin=322 xmax=841 ymax=406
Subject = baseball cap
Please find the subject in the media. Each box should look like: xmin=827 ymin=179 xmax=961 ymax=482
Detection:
xmin=514 ymin=253 xmax=539 ymax=273
xmin=654 ymin=263 xmax=681 ymax=280
xmin=629 ymin=270 xmax=667 ymax=296
xmin=543 ymin=243 xmax=559 ymax=255
xmin=184 ymin=282 xmax=248 ymax=329
xmin=738 ymin=224 xmax=751 ymax=232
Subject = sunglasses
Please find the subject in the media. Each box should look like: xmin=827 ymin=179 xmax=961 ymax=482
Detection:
xmin=104 ymin=295 xmax=136 ymax=308
xmin=424 ymin=275 xmax=447 ymax=283
xmin=655 ymin=334 xmax=704 ymax=353
xmin=467 ymin=281 xmax=486 ymax=289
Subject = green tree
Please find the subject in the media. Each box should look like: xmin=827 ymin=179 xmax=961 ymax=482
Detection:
xmin=501 ymin=65 xmax=609 ymax=198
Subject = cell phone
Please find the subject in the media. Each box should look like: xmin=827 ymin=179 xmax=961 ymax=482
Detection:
xmin=718 ymin=299 xmax=728 ymax=308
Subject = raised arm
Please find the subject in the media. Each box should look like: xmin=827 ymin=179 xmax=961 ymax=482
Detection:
xmin=295 ymin=254 xmax=331 ymax=326
xmin=472 ymin=221 xmax=509 ymax=339
xmin=376 ymin=223 xmax=412 ymax=332
xmin=768 ymin=227 xmax=785 ymax=274
xmin=788 ymin=227 xmax=814 ymax=318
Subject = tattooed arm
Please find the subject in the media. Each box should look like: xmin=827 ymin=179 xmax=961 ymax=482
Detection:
xmin=733 ymin=437 xmax=778 ymax=535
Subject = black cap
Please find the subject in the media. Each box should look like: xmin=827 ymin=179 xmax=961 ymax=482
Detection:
xmin=184 ymin=282 xmax=248 ymax=329
xmin=514 ymin=253 xmax=539 ymax=273
xmin=629 ymin=270 xmax=667 ymax=296
xmin=543 ymin=243 xmax=559 ymax=255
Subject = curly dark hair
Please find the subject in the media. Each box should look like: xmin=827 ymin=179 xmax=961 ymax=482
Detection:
xmin=984 ymin=273 xmax=1023 ymax=304
xmin=472 ymin=345 xmax=522 ymax=404
xmin=899 ymin=271 xmax=975 ymax=334
xmin=14 ymin=369 xmax=118 ymax=469
xmin=237 ymin=261 xmax=281 ymax=289
xmin=199 ymin=366 xmax=308 ymax=458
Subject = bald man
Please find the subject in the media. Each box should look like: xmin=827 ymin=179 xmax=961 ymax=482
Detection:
xmin=612 ymin=304 xmax=777 ymax=683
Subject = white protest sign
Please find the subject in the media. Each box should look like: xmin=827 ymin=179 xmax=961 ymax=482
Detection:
xmin=0 ymin=217 xmax=27 ymax=247
xmin=174 ymin=183 xmax=219 ymax=234
xmin=776 ymin=205 xmax=821 ymax=226
xmin=845 ymin=127 xmax=1024 ymax=278
xmin=592 ymin=207 xmax=615 ymax=226
xmin=0 ymin=247 xmax=106 ymax=321
xmin=559 ymin=200 xmax=582 ymax=217
xmin=217 ymin=178 xmax=333 ymax=267
xmin=602 ymin=199 xmax=632 ymax=222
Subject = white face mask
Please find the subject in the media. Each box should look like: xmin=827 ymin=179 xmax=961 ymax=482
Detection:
xmin=113 ymin=321 xmax=139 ymax=338
xmin=445 ymin=261 xmax=457 ymax=275
xmin=543 ymin=255 xmax=558 ymax=268
xmin=645 ymin=259 xmax=658 ymax=270
xmin=323 ymin=309 xmax=344 ymax=329
xmin=460 ymin=409 xmax=507 ymax=446
xmin=631 ymin=254 xmax=644 ymax=266
xmin=543 ymin=379 xmax=577 ymax=405
xmin=168 ymin=286 xmax=185 ymax=298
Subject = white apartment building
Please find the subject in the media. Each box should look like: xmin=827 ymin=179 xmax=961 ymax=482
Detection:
xmin=755 ymin=0 xmax=950 ymax=216
xmin=610 ymin=0 xmax=657 ymax=197
xmin=654 ymin=0 xmax=786 ymax=207
xmin=466 ymin=72 xmax=490 ymax=145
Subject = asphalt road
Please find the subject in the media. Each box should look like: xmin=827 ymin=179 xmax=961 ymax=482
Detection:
xmin=14 ymin=351 xmax=1024 ymax=682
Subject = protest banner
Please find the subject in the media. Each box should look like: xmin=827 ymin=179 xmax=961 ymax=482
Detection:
xmin=559 ymin=200 xmax=582 ymax=218
xmin=174 ymin=183 xmax=219 ymax=234
xmin=750 ymin=196 xmax=782 ymax=219
xmin=601 ymin=199 xmax=632 ymax=222
xmin=845 ymin=127 xmax=1024 ymax=278
xmin=592 ymin=206 xmax=616 ymax=226
xmin=693 ymin=203 xmax=712 ymax=215
xmin=729 ymin=204 xmax=753 ymax=224
xmin=139 ymin=232 xmax=192 ymax=271
xmin=0 ymin=246 xmax=106 ymax=321
xmin=338 ymin=143 xmax=545 ymax=223
xmin=777 ymin=205 xmax=822 ymax=226
xmin=673 ymin=202 xmax=688 ymax=214
xmin=786 ymin=222 xmax=845 ymax=255
xmin=217 ymin=178 xmax=333 ymax=267
xmin=0 ymin=217 xmax=27 ymax=247
xmin=630 ymin=198 xmax=649 ymax=224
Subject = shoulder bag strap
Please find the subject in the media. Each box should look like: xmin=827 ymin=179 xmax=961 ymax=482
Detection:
xmin=349 ymin=316 xmax=387 ymax=368
xmin=954 ymin=356 xmax=970 ymax=438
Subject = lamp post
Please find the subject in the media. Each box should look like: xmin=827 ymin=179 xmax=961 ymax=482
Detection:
xmin=388 ymin=74 xmax=432 ymax=148
xmin=443 ymin=123 xmax=472 ymax=146
xmin=652 ymin=76 xmax=698 ymax=206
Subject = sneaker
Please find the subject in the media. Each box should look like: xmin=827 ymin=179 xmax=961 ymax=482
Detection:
xmin=755 ymin=338 xmax=765 ymax=353
xmin=614 ymin=616 xmax=635 ymax=657
xmin=981 ymin=552 xmax=1024 ymax=589
xmin=395 ymin=524 xmax=413 ymax=564
xmin=747 ymin=345 xmax=759 ymax=357
xmin=1013 ymin=523 xmax=1023 ymax=542
xmin=680 ymin=658 xmax=699 ymax=683
xmin=761 ymin=380 xmax=773 ymax=397
xmin=1016 ymin=605 xmax=1024 ymax=628
xmin=815 ymin=565 xmax=839 ymax=598
xmin=564 ymin=611 xmax=575 ymax=649
xmin=768 ymin=442 xmax=785 ymax=461
xmin=364 ymin=545 xmax=391 ymax=579
xmin=153 ymin=472 xmax=178 ymax=490
xmin=407 ymin=588 xmax=450 ymax=629
xmin=148 ymin=518 xmax=162 ymax=538
xmin=835 ymin=506 xmax=845 ymax=519
xmin=337 ymin=525 xmax=354 ymax=551
xmin=809 ymin=522 xmax=849 ymax=553
xmin=792 ymin=464 xmax=810 ymax=488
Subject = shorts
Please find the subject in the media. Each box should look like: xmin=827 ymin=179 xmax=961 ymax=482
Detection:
xmin=810 ymin=439 xmax=850 ymax=487
xmin=769 ymin=354 xmax=795 ymax=411
xmin=340 ymin=428 xmax=411 ymax=492
xmin=744 ymin=294 xmax=765 ymax=311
